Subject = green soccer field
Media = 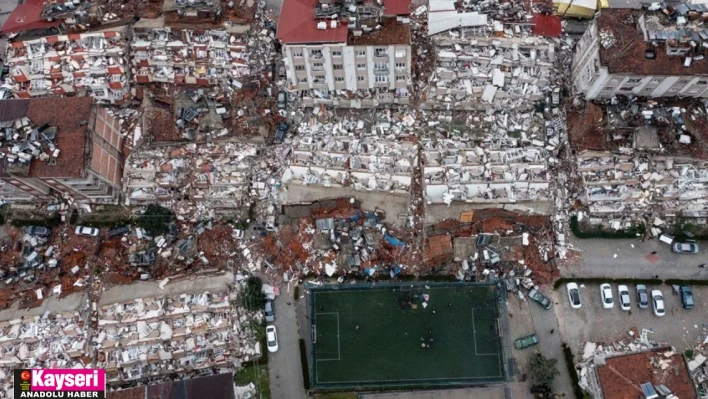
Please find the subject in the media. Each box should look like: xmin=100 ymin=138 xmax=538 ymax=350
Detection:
xmin=308 ymin=283 xmax=506 ymax=389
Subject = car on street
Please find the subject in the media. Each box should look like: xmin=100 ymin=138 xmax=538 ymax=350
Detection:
xmin=274 ymin=121 xmax=288 ymax=143
xmin=680 ymin=286 xmax=694 ymax=309
xmin=600 ymin=283 xmax=614 ymax=309
xmin=266 ymin=325 xmax=278 ymax=353
xmin=636 ymin=284 xmax=649 ymax=309
xmin=529 ymin=288 xmax=552 ymax=310
xmin=672 ymin=241 xmax=699 ymax=254
xmin=651 ymin=290 xmax=665 ymax=317
xmin=108 ymin=226 xmax=130 ymax=238
xmin=567 ymin=283 xmax=581 ymax=309
xmin=618 ymin=285 xmax=631 ymax=310
xmin=25 ymin=226 xmax=51 ymax=237
xmin=264 ymin=299 xmax=275 ymax=322
xmin=514 ymin=334 xmax=539 ymax=350
xmin=75 ymin=226 xmax=100 ymax=237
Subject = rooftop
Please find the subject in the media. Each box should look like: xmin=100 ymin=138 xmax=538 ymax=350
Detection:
xmin=347 ymin=17 xmax=411 ymax=46
xmin=0 ymin=97 xmax=93 ymax=179
xmin=276 ymin=0 xmax=348 ymax=44
xmin=0 ymin=0 xmax=61 ymax=34
xmin=106 ymin=373 xmax=235 ymax=399
xmin=597 ymin=349 xmax=696 ymax=399
xmin=597 ymin=9 xmax=708 ymax=76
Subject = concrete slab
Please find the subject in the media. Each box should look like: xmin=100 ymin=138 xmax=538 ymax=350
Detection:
xmin=360 ymin=386 xmax=509 ymax=399
xmin=280 ymin=184 xmax=409 ymax=224
xmin=0 ymin=291 xmax=86 ymax=322
xmin=426 ymin=201 xmax=551 ymax=224
xmin=99 ymin=272 xmax=233 ymax=306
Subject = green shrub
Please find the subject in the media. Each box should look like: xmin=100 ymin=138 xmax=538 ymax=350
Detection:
xmin=570 ymin=215 xmax=645 ymax=239
xmin=137 ymin=204 xmax=172 ymax=235
xmin=11 ymin=213 xmax=62 ymax=228
xmin=240 ymin=277 xmax=265 ymax=311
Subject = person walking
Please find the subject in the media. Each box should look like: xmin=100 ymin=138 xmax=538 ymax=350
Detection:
xmin=651 ymin=251 xmax=657 ymax=255
xmin=550 ymin=329 xmax=555 ymax=334
xmin=699 ymin=264 xmax=706 ymax=268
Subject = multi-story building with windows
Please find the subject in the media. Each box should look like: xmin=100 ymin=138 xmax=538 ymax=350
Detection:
xmin=277 ymin=0 xmax=412 ymax=107
xmin=573 ymin=8 xmax=708 ymax=100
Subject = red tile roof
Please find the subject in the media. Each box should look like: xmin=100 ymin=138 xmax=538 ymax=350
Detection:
xmin=597 ymin=349 xmax=697 ymax=399
xmin=0 ymin=0 xmax=61 ymax=34
xmin=383 ymin=0 xmax=410 ymax=15
xmin=25 ymin=97 xmax=94 ymax=178
xmin=276 ymin=0 xmax=348 ymax=44
xmin=598 ymin=9 xmax=708 ymax=75
xmin=531 ymin=14 xmax=561 ymax=38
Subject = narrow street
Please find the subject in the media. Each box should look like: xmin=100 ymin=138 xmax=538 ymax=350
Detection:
xmin=268 ymin=289 xmax=306 ymax=399
xmin=528 ymin=299 xmax=574 ymax=397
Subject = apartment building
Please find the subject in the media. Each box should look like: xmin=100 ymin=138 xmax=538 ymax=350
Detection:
xmin=573 ymin=8 xmax=708 ymax=100
xmin=277 ymin=0 xmax=412 ymax=107
xmin=0 ymin=97 xmax=125 ymax=204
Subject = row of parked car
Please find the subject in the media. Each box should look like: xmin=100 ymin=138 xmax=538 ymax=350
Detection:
xmin=264 ymin=299 xmax=278 ymax=353
xmin=566 ymin=283 xmax=694 ymax=316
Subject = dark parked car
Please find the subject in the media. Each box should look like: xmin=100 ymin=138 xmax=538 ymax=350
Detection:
xmin=25 ymin=226 xmax=51 ymax=237
xmin=528 ymin=288 xmax=552 ymax=310
xmin=636 ymin=284 xmax=649 ymax=309
xmin=680 ymin=286 xmax=694 ymax=309
xmin=264 ymin=299 xmax=275 ymax=322
xmin=514 ymin=334 xmax=539 ymax=350
xmin=277 ymin=91 xmax=287 ymax=109
xmin=108 ymin=226 xmax=130 ymax=238
xmin=274 ymin=121 xmax=288 ymax=143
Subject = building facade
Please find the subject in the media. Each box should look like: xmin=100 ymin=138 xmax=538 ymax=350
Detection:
xmin=277 ymin=0 xmax=412 ymax=107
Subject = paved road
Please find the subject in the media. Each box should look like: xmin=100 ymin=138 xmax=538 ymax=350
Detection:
xmin=528 ymin=299 xmax=574 ymax=397
xmin=268 ymin=290 xmax=306 ymax=399
xmin=565 ymin=236 xmax=707 ymax=279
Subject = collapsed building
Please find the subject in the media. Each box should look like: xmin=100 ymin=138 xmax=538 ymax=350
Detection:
xmin=277 ymin=0 xmax=413 ymax=107
xmin=0 ymin=98 xmax=126 ymax=204
xmin=569 ymin=100 xmax=708 ymax=221
xmin=131 ymin=20 xmax=250 ymax=86
xmin=95 ymin=291 xmax=252 ymax=384
xmin=423 ymin=0 xmax=560 ymax=110
xmin=4 ymin=27 xmax=129 ymax=103
xmin=573 ymin=7 xmax=708 ymax=100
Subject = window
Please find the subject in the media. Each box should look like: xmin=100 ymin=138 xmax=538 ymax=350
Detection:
xmin=335 ymin=76 xmax=344 ymax=82
xmin=332 ymin=51 xmax=342 ymax=57
xmin=626 ymin=78 xmax=642 ymax=83
xmin=295 ymin=65 xmax=305 ymax=71
xmin=292 ymin=51 xmax=303 ymax=58
xmin=651 ymin=79 xmax=661 ymax=83
xmin=31 ymin=59 xmax=43 ymax=73
xmin=610 ymin=78 xmax=619 ymax=83
xmin=374 ymin=62 xmax=388 ymax=71
xmin=698 ymin=80 xmax=708 ymax=85
xmin=603 ymin=86 xmax=614 ymax=91
xmin=111 ymin=74 xmax=122 ymax=82
xmin=313 ymin=62 xmax=323 ymax=69
xmin=668 ymin=87 xmax=678 ymax=92
xmin=643 ymin=87 xmax=652 ymax=92
xmin=313 ymin=75 xmax=325 ymax=83
xmin=298 ymin=77 xmax=308 ymax=83
xmin=395 ymin=50 xmax=406 ymax=57
xmin=357 ymin=76 xmax=365 ymax=82
xmin=356 ymin=50 xmax=366 ymax=57
xmin=375 ymin=48 xmax=387 ymax=57
xmin=356 ymin=63 xmax=366 ymax=69
xmin=396 ymin=75 xmax=406 ymax=81
xmin=678 ymin=79 xmax=689 ymax=83
xmin=690 ymin=88 xmax=701 ymax=94
xmin=112 ymin=90 xmax=124 ymax=99
xmin=310 ymin=49 xmax=322 ymax=58
xmin=395 ymin=62 xmax=406 ymax=69
xmin=375 ymin=75 xmax=388 ymax=83
xmin=333 ymin=64 xmax=343 ymax=70
xmin=619 ymin=87 xmax=632 ymax=91
xmin=30 ymin=79 xmax=45 ymax=90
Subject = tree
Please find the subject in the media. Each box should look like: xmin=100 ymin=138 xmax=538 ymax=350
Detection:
xmin=240 ymin=277 xmax=265 ymax=311
xmin=529 ymin=352 xmax=560 ymax=392
xmin=137 ymin=204 xmax=173 ymax=235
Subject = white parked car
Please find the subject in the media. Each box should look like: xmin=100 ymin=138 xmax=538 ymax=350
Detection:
xmin=617 ymin=285 xmax=631 ymax=311
xmin=75 ymin=226 xmax=100 ymax=237
xmin=266 ymin=325 xmax=278 ymax=353
xmin=651 ymin=290 xmax=665 ymax=317
xmin=566 ymin=283 xmax=582 ymax=309
xmin=600 ymin=283 xmax=614 ymax=309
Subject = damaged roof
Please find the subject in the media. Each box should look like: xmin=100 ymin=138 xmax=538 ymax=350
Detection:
xmin=597 ymin=9 xmax=708 ymax=76
xmin=108 ymin=373 xmax=235 ymax=399
xmin=0 ymin=98 xmax=93 ymax=178
xmin=0 ymin=0 xmax=61 ymax=34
